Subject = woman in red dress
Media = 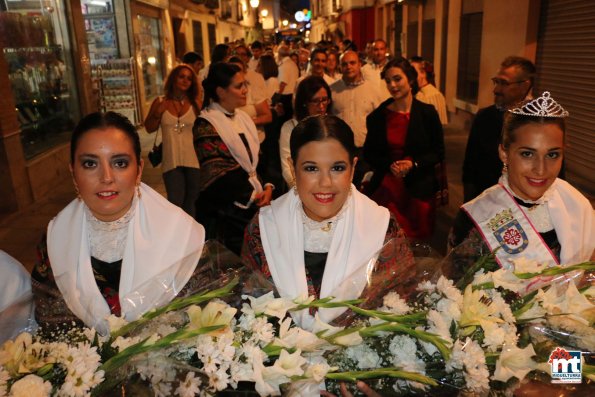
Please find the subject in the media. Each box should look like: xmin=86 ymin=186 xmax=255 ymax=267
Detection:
xmin=364 ymin=58 xmax=445 ymax=241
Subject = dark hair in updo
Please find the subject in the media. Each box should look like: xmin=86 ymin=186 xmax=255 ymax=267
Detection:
xmin=70 ymin=111 xmax=141 ymax=165
xmin=290 ymin=115 xmax=357 ymax=164
xmin=381 ymin=57 xmax=419 ymax=95
xmin=501 ymin=109 xmax=566 ymax=149
xmin=201 ymin=62 xmax=242 ymax=107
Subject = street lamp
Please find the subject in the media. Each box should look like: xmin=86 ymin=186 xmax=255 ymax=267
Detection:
xmin=261 ymin=9 xmax=268 ymax=18
xmin=249 ymin=0 xmax=259 ymax=8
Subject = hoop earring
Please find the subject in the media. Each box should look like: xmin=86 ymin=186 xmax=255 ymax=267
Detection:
xmin=502 ymin=163 xmax=508 ymax=174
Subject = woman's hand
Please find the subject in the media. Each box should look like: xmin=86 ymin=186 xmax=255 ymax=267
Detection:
xmin=254 ymin=185 xmax=273 ymax=207
xmin=320 ymin=381 xmax=382 ymax=397
xmin=390 ymin=159 xmax=414 ymax=177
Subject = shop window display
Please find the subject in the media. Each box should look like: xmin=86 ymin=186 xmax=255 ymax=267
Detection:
xmin=1 ymin=0 xmax=80 ymax=159
xmin=138 ymin=14 xmax=164 ymax=103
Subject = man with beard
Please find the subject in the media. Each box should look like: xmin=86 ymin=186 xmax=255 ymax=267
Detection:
xmin=462 ymin=56 xmax=535 ymax=202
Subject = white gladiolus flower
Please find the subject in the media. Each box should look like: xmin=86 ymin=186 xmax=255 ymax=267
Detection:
xmin=273 ymin=318 xmax=328 ymax=352
xmin=271 ymin=349 xmax=306 ymax=378
xmin=305 ymin=361 xmax=335 ymax=382
xmin=490 ymin=269 xmax=525 ymax=293
xmin=493 ymin=344 xmax=538 ymax=382
xmin=511 ymin=257 xmax=547 ymax=274
xmin=516 ymin=302 xmax=547 ymax=322
xmin=242 ymin=292 xmax=297 ymax=319
xmin=9 ymin=374 xmax=52 ymax=397
xmin=312 ymin=314 xmax=362 ymax=346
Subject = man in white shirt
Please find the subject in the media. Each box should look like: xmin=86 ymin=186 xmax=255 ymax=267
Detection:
xmin=276 ymin=45 xmax=299 ymax=120
xmin=410 ymin=57 xmax=448 ymax=125
xmin=295 ymin=48 xmax=335 ymax=92
xmin=331 ymin=50 xmax=385 ymax=185
xmin=248 ymin=40 xmax=263 ymax=71
xmin=361 ymin=39 xmax=391 ymax=99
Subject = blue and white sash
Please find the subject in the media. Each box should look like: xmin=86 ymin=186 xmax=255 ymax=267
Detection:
xmin=462 ymin=184 xmax=559 ymax=269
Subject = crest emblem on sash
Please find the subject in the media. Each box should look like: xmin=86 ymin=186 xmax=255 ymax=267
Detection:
xmin=488 ymin=209 xmax=529 ymax=254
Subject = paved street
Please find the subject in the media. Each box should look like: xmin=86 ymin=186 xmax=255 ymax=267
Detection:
xmin=0 ymin=123 xmax=468 ymax=271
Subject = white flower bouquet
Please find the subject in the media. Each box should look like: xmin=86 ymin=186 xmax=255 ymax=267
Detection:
xmin=1 ymin=241 xmax=594 ymax=396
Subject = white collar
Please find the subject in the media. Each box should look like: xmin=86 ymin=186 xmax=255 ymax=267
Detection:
xmin=258 ymin=187 xmax=390 ymax=329
xmin=47 ymin=183 xmax=205 ymax=335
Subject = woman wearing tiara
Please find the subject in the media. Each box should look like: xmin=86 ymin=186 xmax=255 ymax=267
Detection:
xmin=448 ymin=92 xmax=594 ymax=276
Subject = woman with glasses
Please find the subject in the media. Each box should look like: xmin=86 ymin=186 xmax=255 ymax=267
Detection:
xmin=144 ymin=64 xmax=202 ymax=217
xmin=193 ymin=62 xmax=273 ymax=254
xmin=279 ymin=76 xmax=332 ymax=187
xmin=364 ymin=58 xmax=445 ymax=241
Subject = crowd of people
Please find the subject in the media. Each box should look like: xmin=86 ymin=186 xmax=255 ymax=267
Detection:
xmin=1 ymin=36 xmax=593 ymax=395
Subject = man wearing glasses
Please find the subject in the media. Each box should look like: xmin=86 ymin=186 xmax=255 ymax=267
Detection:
xmin=462 ymin=56 xmax=536 ymax=202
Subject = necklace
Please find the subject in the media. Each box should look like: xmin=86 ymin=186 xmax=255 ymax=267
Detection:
xmin=171 ymin=99 xmax=186 ymax=133
xmin=172 ymin=94 xmax=185 ymax=104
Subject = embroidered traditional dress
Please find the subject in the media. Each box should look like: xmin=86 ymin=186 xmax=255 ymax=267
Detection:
xmin=242 ymin=188 xmax=415 ymax=329
xmin=194 ymin=103 xmax=268 ymax=254
xmin=32 ymin=183 xmax=205 ymax=335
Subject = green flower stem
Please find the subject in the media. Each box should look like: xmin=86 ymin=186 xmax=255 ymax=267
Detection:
xmin=472 ymin=282 xmax=495 ymax=291
xmin=100 ymin=325 xmax=223 ymax=373
xmin=325 ymin=368 xmax=438 ymax=386
xmin=514 ymin=262 xmax=595 ymax=279
xmin=318 ymin=326 xmax=363 ymax=345
xmin=360 ymin=322 xmax=451 ymax=360
xmin=344 ymin=305 xmax=427 ymax=325
xmin=111 ymin=277 xmax=239 ymax=338
xmin=291 ymin=297 xmax=364 ymax=312
xmin=456 ymin=252 xmax=499 ymax=290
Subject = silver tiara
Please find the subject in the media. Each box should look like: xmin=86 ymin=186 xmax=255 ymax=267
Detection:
xmin=509 ymin=91 xmax=569 ymax=118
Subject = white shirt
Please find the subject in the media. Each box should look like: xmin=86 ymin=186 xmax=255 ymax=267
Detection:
xmin=416 ymin=84 xmax=448 ymax=125
xmin=278 ymin=56 xmax=299 ymax=94
xmin=248 ymin=57 xmax=259 ymax=71
xmin=264 ymin=77 xmax=279 ymax=104
xmin=161 ymin=107 xmax=200 ymax=173
xmin=361 ymin=62 xmax=391 ymax=100
xmin=330 ymin=78 xmax=385 ymax=147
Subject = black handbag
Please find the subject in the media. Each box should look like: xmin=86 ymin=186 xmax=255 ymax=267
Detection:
xmin=148 ymin=128 xmax=162 ymax=167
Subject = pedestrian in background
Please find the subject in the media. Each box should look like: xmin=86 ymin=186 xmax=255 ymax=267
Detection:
xmin=144 ymin=64 xmax=202 ymax=217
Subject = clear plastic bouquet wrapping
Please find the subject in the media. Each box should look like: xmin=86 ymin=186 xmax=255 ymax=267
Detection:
xmin=1 ymin=239 xmax=594 ymax=396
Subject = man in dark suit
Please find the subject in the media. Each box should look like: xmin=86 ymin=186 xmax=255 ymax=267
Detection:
xmin=462 ymin=56 xmax=535 ymax=202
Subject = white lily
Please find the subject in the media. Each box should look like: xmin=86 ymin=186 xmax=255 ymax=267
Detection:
xmin=187 ymin=301 xmax=237 ymax=336
xmin=0 ymin=332 xmax=32 ymax=376
xmin=493 ymin=344 xmax=538 ymax=382
xmin=271 ymin=349 xmax=307 ymax=378
xmin=511 ymin=257 xmax=547 ymax=274
xmin=460 ymin=285 xmax=503 ymax=329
